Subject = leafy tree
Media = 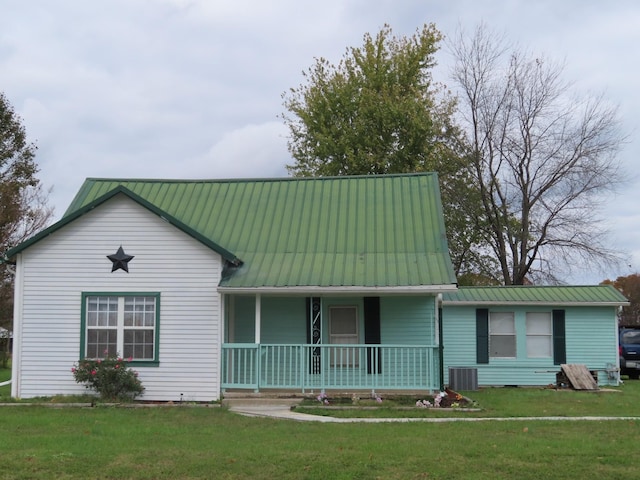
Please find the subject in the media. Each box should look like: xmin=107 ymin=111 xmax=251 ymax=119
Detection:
xmin=282 ymin=24 xmax=487 ymax=279
xmin=602 ymin=274 xmax=640 ymax=327
xmin=450 ymin=25 xmax=626 ymax=285
xmin=0 ymin=92 xmax=53 ymax=367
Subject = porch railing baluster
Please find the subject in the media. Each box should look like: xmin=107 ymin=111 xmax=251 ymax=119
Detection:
xmin=222 ymin=343 xmax=439 ymax=392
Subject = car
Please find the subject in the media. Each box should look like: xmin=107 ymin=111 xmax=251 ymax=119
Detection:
xmin=620 ymin=328 xmax=640 ymax=379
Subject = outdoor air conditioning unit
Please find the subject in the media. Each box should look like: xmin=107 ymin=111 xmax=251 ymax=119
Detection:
xmin=448 ymin=367 xmax=478 ymax=391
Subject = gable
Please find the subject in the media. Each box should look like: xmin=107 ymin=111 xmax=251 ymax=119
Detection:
xmin=5 ymin=187 xmax=241 ymax=266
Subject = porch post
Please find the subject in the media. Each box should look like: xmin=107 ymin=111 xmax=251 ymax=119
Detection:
xmin=437 ymin=294 xmax=444 ymax=391
xmin=254 ymin=293 xmax=261 ymax=344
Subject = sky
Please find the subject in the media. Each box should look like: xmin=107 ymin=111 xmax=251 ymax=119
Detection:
xmin=2 ymin=0 xmax=639 ymax=284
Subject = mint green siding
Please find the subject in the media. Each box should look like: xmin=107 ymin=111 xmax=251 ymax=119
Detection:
xmin=228 ymin=296 xmax=255 ymax=343
xmin=228 ymin=295 xmax=438 ymax=346
xmin=261 ymin=297 xmax=307 ymax=343
xmin=381 ymin=296 xmax=436 ymax=345
xmin=565 ymin=307 xmax=618 ymax=374
xmin=442 ymin=305 xmax=618 ymax=386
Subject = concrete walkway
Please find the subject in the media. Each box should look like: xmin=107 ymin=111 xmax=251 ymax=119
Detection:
xmin=224 ymin=399 xmax=640 ymax=423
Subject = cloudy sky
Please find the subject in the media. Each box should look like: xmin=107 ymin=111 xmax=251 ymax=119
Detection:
xmin=2 ymin=0 xmax=639 ymax=284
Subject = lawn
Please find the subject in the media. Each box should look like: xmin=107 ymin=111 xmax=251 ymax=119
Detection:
xmin=295 ymin=382 xmax=640 ymax=418
xmin=1 ymin=367 xmax=639 ymax=479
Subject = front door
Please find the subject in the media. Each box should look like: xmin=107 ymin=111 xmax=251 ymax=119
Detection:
xmin=329 ymin=305 xmax=359 ymax=367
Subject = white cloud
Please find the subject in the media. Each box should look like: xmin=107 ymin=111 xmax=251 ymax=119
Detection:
xmin=2 ymin=0 xmax=640 ymax=284
xmin=193 ymin=122 xmax=290 ymax=178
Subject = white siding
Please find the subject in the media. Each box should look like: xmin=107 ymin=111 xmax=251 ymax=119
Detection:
xmin=14 ymin=194 xmax=223 ymax=401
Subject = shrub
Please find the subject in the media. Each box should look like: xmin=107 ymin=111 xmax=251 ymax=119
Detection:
xmin=72 ymin=353 xmax=144 ymax=402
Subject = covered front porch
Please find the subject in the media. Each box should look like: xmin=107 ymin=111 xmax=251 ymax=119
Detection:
xmin=221 ymin=343 xmax=441 ymax=392
xmin=221 ymin=293 xmax=443 ymax=393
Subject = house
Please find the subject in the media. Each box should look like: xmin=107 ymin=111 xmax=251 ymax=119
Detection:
xmin=6 ymin=174 xmax=458 ymax=401
xmin=4 ymin=173 xmax=628 ymax=401
xmin=441 ymin=286 xmax=629 ymax=388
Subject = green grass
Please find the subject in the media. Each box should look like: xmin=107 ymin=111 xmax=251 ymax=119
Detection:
xmin=0 ymin=404 xmax=637 ymax=479
xmin=1 ymin=372 xmax=639 ymax=479
xmin=0 ymin=366 xmax=10 ymax=399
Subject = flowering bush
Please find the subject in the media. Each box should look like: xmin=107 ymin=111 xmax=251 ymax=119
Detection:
xmin=72 ymin=352 xmax=144 ymax=402
xmin=317 ymin=391 xmax=329 ymax=405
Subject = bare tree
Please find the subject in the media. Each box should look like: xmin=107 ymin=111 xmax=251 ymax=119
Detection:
xmin=450 ymin=25 xmax=627 ymax=285
xmin=0 ymin=93 xmax=54 ymax=367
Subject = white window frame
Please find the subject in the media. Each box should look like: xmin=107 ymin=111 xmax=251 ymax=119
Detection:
xmin=526 ymin=312 xmax=553 ymax=358
xmin=489 ymin=311 xmax=516 ymax=358
xmin=82 ymin=293 xmax=160 ymax=365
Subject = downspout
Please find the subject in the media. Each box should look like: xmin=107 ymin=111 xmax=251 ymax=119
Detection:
xmin=437 ymin=294 xmax=444 ymax=391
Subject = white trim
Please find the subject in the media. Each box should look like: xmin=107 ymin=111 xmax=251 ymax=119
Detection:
xmin=11 ymin=254 xmax=23 ymax=398
xmin=443 ymin=301 xmax=629 ymax=307
xmin=435 ymin=293 xmax=442 ymax=346
xmin=218 ymin=285 xmax=458 ymax=295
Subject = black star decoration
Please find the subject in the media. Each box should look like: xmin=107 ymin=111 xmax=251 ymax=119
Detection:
xmin=107 ymin=246 xmax=134 ymax=273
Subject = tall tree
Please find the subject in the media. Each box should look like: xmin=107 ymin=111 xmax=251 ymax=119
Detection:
xmin=0 ymin=92 xmax=53 ymax=367
xmin=602 ymin=274 xmax=640 ymax=327
xmin=282 ymin=24 xmax=487 ymax=280
xmin=450 ymin=25 xmax=626 ymax=285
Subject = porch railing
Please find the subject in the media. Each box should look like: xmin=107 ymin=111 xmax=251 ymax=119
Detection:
xmin=221 ymin=343 xmax=440 ymax=392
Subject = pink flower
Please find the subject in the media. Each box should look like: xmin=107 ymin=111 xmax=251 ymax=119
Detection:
xmin=71 ymin=367 xmax=76 ymax=373
xmin=115 ymin=364 xmax=120 ymax=369
xmin=91 ymin=370 xmax=97 ymax=376
xmin=127 ymin=357 xmax=133 ymax=362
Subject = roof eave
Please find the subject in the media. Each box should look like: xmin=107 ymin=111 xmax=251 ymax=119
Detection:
xmin=4 ymin=186 xmax=242 ymax=265
xmin=217 ymin=284 xmax=459 ymax=295
xmin=442 ymin=300 xmax=630 ymax=307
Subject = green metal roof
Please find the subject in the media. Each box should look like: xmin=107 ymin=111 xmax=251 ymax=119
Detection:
xmin=442 ymin=285 xmax=629 ymax=306
xmin=11 ymin=174 xmax=458 ymax=291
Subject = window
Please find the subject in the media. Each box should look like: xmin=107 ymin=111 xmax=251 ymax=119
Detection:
xmin=489 ymin=312 xmax=515 ymax=358
xmin=329 ymin=306 xmax=359 ymax=367
xmin=526 ymin=312 xmax=552 ymax=358
xmin=82 ymin=293 xmax=159 ymax=363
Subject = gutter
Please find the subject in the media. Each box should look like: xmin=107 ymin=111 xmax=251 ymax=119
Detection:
xmin=218 ymin=284 xmax=459 ymax=295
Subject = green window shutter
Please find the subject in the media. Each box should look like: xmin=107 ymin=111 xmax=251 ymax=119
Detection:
xmin=476 ymin=308 xmax=489 ymax=364
xmin=552 ymin=309 xmax=566 ymax=365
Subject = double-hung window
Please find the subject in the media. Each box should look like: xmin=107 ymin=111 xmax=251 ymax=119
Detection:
xmin=489 ymin=312 xmax=516 ymax=358
xmin=526 ymin=312 xmax=553 ymax=358
xmin=82 ymin=293 xmax=160 ymax=364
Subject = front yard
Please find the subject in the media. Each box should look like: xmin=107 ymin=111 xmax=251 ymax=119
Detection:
xmin=1 ymin=365 xmax=639 ymax=479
